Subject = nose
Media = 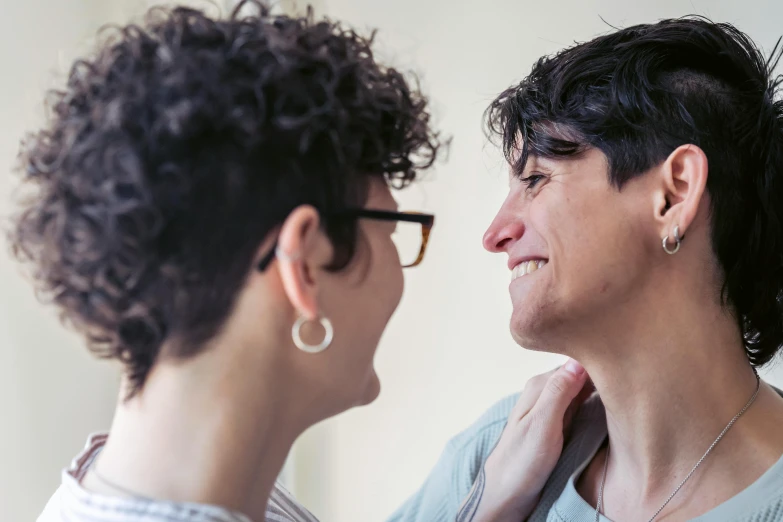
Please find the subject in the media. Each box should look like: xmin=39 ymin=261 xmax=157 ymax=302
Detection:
xmin=483 ymin=196 xmax=526 ymax=253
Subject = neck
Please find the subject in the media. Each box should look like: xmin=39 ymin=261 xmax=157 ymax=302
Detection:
xmin=92 ymin=332 xmax=309 ymax=521
xmin=565 ymin=278 xmax=763 ymax=498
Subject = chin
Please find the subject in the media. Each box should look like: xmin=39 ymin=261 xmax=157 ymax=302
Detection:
xmin=509 ymin=306 xmax=554 ymax=351
xmin=511 ymin=326 xmax=542 ymax=351
xmin=357 ymin=369 xmax=381 ymax=406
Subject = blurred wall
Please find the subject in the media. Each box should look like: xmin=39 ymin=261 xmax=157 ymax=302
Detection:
xmin=1 ymin=3 xmax=125 ymax=519
xmin=0 ymin=1 xmax=238 ymax=520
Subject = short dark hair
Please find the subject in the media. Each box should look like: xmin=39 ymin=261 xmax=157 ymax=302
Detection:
xmin=486 ymin=17 xmax=783 ymax=366
xmin=9 ymin=1 xmax=442 ymax=396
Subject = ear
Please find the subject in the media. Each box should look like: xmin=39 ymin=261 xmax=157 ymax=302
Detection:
xmin=273 ymin=205 xmax=334 ymax=320
xmin=653 ymin=144 xmax=708 ymax=240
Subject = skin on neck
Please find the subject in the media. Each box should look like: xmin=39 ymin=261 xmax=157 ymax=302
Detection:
xmin=82 ymin=273 xmax=322 ymax=522
xmin=560 ymin=207 xmax=783 ymax=519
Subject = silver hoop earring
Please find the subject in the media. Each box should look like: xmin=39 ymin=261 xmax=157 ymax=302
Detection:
xmin=292 ymin=316 xmax=333 ymax=354
xmin=662 ymin=225 xmax=682 ymax=255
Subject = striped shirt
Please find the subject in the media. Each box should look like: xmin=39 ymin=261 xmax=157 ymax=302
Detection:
xmin=37 ymin=433 xmax=319 ymax=522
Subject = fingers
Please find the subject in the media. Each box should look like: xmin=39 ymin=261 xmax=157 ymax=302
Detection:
xmin=530 ymin=359 xmax=589 ymax=423
xmin=562 ymin=376 xmax=595 ymax=433
xmin=509 ymin=366 xmax=559 ymax=420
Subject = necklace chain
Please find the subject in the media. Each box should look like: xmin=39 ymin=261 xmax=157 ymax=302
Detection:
xmin=90 ymin=465 xmax=157 ymax=502
xmin=594 ymin=371 xmax=761 ymax=522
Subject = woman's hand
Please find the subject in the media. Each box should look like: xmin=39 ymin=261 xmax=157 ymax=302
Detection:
xmin=456 ymin=360 xmax=593 ymax=522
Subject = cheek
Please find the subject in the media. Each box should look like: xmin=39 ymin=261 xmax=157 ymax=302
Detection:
xmin=327 ymin=234 xmax=402 ymax=331
xmin=541 ymin=188 xmax=595 ymax=242
xmin=534 ymin=188 xmax=641 ymax=289
xmin=566 ymin=208 xmax=648 ymax=296
xmin=373 ymin=235 xmax=404 ymax=308
xmin=347 ymin=232 xmax=404 ymax=329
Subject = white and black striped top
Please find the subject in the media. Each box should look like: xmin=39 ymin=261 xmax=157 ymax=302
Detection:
xmin=266 ymin=482 xmax=319 ymax=522
xmin=37 ymin=433 xmax=319 ymax=522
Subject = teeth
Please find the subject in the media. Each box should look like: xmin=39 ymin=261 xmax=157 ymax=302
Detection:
xmin=511 ymin=260 xmax=548 ymax=281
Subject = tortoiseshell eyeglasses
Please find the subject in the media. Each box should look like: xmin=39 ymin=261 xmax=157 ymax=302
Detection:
xmin=257 ymin=209 xmax=435 ymax=271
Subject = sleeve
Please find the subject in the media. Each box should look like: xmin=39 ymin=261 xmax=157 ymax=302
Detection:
xmin=385 ymin=394 xmax=519 ymax=522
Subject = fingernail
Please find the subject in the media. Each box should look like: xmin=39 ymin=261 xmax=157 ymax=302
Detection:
xmin=564 ymin=359 xmax=585 ymax=376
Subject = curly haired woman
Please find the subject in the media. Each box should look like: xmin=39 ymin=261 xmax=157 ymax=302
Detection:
xmin=11 ymin=3 xmax=591 ymax=521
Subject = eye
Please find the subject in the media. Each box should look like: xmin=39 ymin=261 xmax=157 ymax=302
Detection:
xmin=520 ymin=173 xmax=546 ymax=191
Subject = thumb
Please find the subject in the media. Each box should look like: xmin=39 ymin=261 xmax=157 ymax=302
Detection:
xmin=530 ymin=359 xmax=588 ymax=423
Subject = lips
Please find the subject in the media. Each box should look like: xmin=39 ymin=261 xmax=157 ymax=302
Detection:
xmin=511 ymin=259 xmax=548 ymax=281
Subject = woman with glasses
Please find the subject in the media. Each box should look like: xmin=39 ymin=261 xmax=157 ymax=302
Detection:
xmin=13 ymin=3 xmax=591 ymax=522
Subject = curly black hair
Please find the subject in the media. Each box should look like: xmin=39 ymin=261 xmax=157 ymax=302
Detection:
xmin=486 ymin=17 xmax=783 ymax=366
xmin=10 ymin=1 xmax=442 ymax=396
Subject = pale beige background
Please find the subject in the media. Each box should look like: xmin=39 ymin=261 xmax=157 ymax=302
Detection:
xmin=2 ymin=1 xmax=783 ymax=521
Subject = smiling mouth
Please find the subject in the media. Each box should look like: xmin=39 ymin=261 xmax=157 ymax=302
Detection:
xmin=511 ymin=260 xmax=548 ymax=282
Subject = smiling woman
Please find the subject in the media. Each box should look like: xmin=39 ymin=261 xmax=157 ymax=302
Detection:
xmin=393 ymin=16 xmax=783 ymax=522
xmin=9 ymin=2 xmax=443 ymax=520
xmin=484 ymin=20 xmax=783 ymax=522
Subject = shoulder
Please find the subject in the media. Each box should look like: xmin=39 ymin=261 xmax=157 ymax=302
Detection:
xmin=445 ymin=393 xmax=520 ymax=495
xmin=445 ymin=393 xmax=519 ymax=458
xmin=37 ymin=486 xmax=64 ymax=522
xmin=385 ymin=394 xmax=518 ymax=522
xmin=432 ymin=393 xmax=520 ymax=500
xmin=448 ymin=390 xmax=607 ymax=460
